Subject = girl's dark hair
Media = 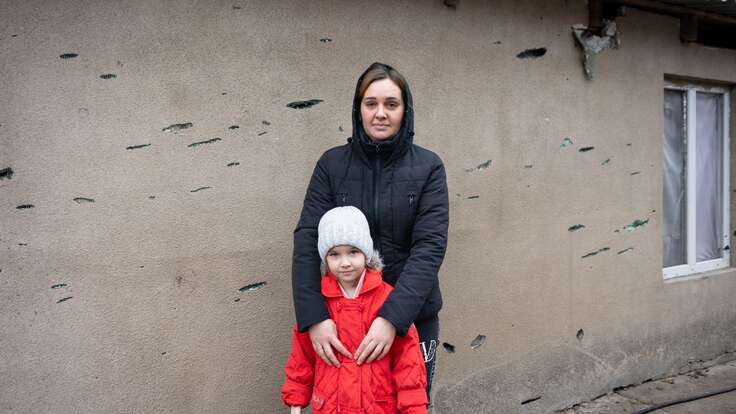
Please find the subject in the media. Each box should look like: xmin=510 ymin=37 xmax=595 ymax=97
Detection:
xmin=358 ymin=63 xmax=408 ymax=103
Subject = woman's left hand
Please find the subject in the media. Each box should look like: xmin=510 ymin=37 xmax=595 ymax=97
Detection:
xmin=355 ymin=317 xmax=396 ymax=365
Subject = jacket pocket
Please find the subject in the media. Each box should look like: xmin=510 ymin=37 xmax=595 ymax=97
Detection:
xmin=392 ymin=185 xmax=420 ymax=246
xmin=333 ymin=182 xmax=364 ymax=209
xmin=373 ymin=395 xmax=398 ymax=414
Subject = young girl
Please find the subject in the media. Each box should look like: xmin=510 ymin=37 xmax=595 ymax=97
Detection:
xmin=282 ymin=206 xmax=428 ymax=414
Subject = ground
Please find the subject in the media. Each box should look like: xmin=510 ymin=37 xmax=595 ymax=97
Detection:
xmin=559 ymin=360 xmax=736 ymax=414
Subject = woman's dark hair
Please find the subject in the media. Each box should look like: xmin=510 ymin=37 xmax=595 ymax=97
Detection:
xmin=358 ymin=63 xmax=409 ymax=103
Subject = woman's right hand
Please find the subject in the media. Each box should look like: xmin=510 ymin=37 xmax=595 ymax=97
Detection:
xmin=290 ymin=406 xmax=302 ymax=414
xmin=308 ymin=319 xmax=351 ymax=367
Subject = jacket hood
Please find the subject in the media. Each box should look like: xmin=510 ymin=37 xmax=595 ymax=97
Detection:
xmin=351 ymin=62 xmax=414 ymax=162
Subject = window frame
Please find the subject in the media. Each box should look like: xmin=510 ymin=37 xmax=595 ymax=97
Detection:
xmin=662 ymin=81 xmax=731 ymax=280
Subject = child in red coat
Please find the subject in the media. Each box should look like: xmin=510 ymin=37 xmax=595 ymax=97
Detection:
xmin=282 ymin=206 xmax=428 ymax=414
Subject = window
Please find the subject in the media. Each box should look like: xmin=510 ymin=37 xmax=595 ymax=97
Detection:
xmin=662 ymin=81 xmax=730 ymax=279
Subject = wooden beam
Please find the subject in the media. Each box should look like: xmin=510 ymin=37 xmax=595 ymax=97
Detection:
xmin=680 ymin=15 xmax=698 ymax=42
xmin=604 ymin=0 xmax=736 ymax=25
xmin=589 ymin=0 xmax=604 ymax=35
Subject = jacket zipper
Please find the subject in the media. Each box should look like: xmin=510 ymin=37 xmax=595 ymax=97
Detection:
xmin=408 ymin=191 xmax=416 ymax=207
xmin=372 ymin=144 xmax=382 ymax=252
xmin=339 ymin=192 xmax=347 ymax=206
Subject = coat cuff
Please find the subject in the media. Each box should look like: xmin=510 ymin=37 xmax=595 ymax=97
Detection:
xmin=397 ymin=388 xmax=429 ymax=413
xmin=296 ymin=311 xmax=330 ymax=333
xmin=281 ymin=380 xmax=312 ymax=407
xmin=379 ymin=305 xmax=410 ymax=337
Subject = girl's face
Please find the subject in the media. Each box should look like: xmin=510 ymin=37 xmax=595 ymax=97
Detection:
xmin=325 ymin=245 xmax=366 ymax=288
xmin=360 ymin=78 xmax=404 ymax=142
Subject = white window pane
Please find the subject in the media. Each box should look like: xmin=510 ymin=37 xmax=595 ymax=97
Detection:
xmin=695 ymin=92 xmax=724 ymax=262
xmin=663 ymin=90 xmax=687 ymax=267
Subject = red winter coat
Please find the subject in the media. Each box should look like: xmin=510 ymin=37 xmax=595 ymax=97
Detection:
xmin=282 ymin=268 xmax=428 ymax=414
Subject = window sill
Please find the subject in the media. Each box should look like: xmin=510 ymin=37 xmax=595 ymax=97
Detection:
xmin=663 ymin=266 xmax=736 ymax=284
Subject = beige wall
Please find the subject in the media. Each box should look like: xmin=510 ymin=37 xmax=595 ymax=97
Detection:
xmin=1 ymin=1 xmax=735 ymax=413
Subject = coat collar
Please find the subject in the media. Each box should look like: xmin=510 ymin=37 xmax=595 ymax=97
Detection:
xmin=321 ymin=268 xmax=383 ymax=298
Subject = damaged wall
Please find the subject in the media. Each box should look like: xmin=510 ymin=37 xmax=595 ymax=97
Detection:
xmin=1 ymin=0 xmax=735 ymax=413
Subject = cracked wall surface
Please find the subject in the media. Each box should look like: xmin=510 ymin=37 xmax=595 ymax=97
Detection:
xmin=1 ymin=0 xmax=736 ymax=413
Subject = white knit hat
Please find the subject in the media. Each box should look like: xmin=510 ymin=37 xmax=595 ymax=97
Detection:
xmin=318 ymin=206 xmax=380 ymax=267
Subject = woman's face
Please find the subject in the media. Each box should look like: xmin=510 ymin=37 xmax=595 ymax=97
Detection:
xmin=360 ymin=78 xmax=404 ymax=142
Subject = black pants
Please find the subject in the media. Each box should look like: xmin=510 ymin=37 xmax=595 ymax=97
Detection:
xmin=415 ymin=316 xmax=440 ymax=401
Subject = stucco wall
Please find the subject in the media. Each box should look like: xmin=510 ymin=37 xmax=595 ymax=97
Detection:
xmin=1 ymin=1 xmax=735 ymax=413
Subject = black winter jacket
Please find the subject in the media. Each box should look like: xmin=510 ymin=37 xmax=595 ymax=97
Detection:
xmin=292 ymin=64 xmax=449 ymax=336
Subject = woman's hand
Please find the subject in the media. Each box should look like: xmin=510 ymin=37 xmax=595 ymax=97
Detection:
xmin=290 ymin=406 xmax=302 ymax=414
xmin=355 ymin=317 xmax=396 ymax=365
xmin=308 ymin=319 xmax=351 ymax=367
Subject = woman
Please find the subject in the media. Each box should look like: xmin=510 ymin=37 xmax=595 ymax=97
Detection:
xmin=291 ymin=62 xmax=448 ymax=395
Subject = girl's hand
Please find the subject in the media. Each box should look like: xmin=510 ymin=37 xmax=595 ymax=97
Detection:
xmin=290 ymin=406 xmax=302 ymax=414
xmin=308 ymin=319 xmax=351 ymax=367
xmin=355 ymin=317 xmax=396 ymax=365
